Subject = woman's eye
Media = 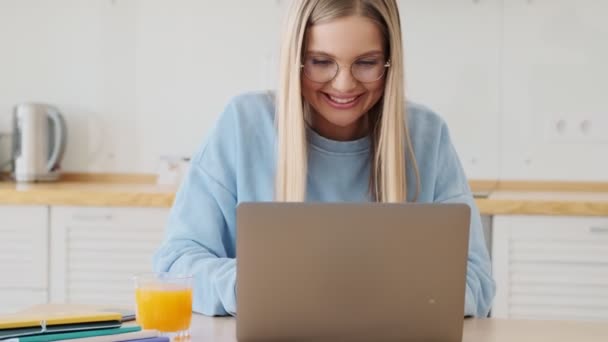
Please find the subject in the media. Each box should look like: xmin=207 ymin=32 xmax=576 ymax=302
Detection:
xmin=311 ymin=59 xmax=332 ymax=66
xmin=356 ymin=60 xmax=380 ymax=66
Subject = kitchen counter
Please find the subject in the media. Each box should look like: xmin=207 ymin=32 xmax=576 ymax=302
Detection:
xmin=477 ymin=190 xmax=608 ymax=216
xmin=0 ymin=180 xmax=176 ymax=207
xmin=1 ymin=175 xmax=607 ymax=216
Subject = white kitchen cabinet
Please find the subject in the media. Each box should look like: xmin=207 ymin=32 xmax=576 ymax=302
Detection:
xmin=49 ymin=206 xmax=169 ymax=308
xmin=0 ymin=205 xmax=48 ymax=314
xmin=492 ymin=215 xmax=608 ymax=320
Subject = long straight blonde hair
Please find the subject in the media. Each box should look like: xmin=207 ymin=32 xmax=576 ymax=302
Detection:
xmin=275 ymin=0 xmax=420 ymax=202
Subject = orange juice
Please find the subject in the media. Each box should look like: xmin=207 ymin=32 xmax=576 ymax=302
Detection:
xmin=135 ymin=285 xmax=193 ymax=332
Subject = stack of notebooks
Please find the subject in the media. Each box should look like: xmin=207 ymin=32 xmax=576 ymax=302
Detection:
xmin=0 ymin=308 xmax=168 ymax=342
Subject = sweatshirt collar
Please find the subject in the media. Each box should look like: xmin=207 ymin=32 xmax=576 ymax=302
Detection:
xmin=306 ymin=126 xmax=371 ymax=154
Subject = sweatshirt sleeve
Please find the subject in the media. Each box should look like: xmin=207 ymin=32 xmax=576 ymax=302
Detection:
xmin=153 ymin=101 xmax=240 ymax=317
xmin=432 ymin=121 xmax=496 ymax=318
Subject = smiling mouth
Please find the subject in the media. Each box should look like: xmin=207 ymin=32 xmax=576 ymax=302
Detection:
xmin=328 ymin=95 xmax=357 ymax=104
xmin=322 ymin=92 xmax=362 ymax=108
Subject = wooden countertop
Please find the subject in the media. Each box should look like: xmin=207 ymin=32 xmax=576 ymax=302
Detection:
xmin=0 ymin=174 xmax=607 ymax=216
xmin=477 ymin=190 xmax=608 ymax=216
xmin=0 ymin=181 xmax=176 ymax=207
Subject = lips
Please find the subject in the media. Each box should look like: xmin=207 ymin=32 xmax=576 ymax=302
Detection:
xmin=328 ymin=95 xmax=357 ymax=104
xmin=322 ymin=92 xmax=362 ymax=109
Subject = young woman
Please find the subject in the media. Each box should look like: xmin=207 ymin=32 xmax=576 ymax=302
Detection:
xmin=153 ymin=0 xmax=495 ymax=318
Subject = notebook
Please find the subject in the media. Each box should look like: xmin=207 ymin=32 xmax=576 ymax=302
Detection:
xmin=21 ymin=328 xmax=159 ymax=342
xmin=2 ymin=326 xmax=141 ymax=342
xmin=0 ymin=312 xmax=122 ymax=340
xmin=11 ymin=305 xmax=135 ymax=324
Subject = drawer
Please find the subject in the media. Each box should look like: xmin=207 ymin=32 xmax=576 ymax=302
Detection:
xmin=49 ymin=206 xmax=169 ymax=304
xmin=508 ymin=216 xmax=608 ymax=241
xmin=493 ymin=215 xmax=608 ymax=320
xmin=51 ymin=206 xmax=170 ymax=230
xmin=0 ymin=205 xmax=48 ymax=288
xmin=508 ymin=216 xmax=608 ymax=264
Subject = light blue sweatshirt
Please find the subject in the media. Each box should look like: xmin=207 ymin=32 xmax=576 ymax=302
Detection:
xmin=153 ymin=91 xmax=495 ymax=318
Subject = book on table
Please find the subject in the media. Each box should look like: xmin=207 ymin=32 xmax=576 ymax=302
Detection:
xmin=0 ymin=304 xmax=139 ymax=340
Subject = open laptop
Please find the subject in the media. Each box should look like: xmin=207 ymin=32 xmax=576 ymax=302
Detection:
xmin=236 ymin=202 xmax=471 ymax=342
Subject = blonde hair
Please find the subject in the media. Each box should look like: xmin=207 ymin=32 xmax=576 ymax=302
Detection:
xmin=275 ymin=0 xmax=420 ymax=202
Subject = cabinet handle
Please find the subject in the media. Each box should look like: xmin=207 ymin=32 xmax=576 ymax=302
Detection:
xmin=590 ymin=226 xmax=608 ymax=234
xmin=72 ymin=214 xmax=113 ymax=221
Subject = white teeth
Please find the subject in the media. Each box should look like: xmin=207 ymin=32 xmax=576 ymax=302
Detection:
xmin=329 ymin=95 xmax=357 ymax=104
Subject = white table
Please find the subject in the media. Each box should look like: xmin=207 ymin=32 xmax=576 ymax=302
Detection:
xmin=189 ymin=314 xmax=608 ymax=342
xmin=15 ymin=305 xmax=608 ymax=341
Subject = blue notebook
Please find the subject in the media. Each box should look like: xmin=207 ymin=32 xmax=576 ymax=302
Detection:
xmin=11 ymin=326 xmax=141 ymax=342
xmin=122 ymin=337 xmax=169 ymax=342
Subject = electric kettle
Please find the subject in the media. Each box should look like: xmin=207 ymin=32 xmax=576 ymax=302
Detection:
xmin=11 ymin=103 xmax=67 ymax=182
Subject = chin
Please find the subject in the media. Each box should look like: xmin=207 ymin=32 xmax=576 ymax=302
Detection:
xmin=322 ymin=110 xmax=365 ymax=128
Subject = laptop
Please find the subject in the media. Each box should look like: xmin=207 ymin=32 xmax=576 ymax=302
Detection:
xmin=236 ymin=202 xmax=471 ymax=342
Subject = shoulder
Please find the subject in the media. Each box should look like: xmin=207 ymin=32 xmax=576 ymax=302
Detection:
xmin=225 ymin=90 xmax=276 ymax=122
xmin=225 ymin=90 xmax=276 ymax=114
xmin=207 ymin=90 xmax=276 ymax=133
xmin=406 ymin=101 xmax=447 ymax=136
xmin=192 ymin=90 xmax=276 ymax=160
xmin=405 ymin=101 xmax=469 ymax=201
xmin=405 ymin=100 xmax=450 ymax=154
xmin=221 ymin=90 xmax=277 ymax=139
xmin=189 ymin=90 xmax=277 ymax=193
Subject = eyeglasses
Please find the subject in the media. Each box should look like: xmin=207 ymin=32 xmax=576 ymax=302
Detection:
xmin=301 ymin=55 xmax=391 ymax=83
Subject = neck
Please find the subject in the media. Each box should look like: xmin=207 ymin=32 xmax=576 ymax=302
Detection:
xmin=311 ymin=114 xmax=369 ymax=141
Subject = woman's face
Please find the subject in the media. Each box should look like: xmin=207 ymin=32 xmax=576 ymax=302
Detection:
xmin=301 ymin=15 xmax=387 ymax=141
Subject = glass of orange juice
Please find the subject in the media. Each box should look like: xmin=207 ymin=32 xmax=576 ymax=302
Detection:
xmin=134 ymin=273 xmax=193 ymax=338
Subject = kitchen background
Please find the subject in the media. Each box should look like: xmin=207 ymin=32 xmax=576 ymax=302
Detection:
xmin=0 ymin=0 xmax=607 ymax=321
xmin=1 ymin=0 xmax=606 ymax=180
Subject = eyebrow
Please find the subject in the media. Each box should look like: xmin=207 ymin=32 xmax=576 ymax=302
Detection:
xmin=305 ymin=50 xmax=384 ymax=58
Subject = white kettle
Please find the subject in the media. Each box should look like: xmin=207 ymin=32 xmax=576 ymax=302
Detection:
xmin=11 ymin=103 xmax=67 ymax=182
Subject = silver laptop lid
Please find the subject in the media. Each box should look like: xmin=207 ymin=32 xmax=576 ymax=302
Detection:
xmin=237 ymin=202 xmax=470 ymax=342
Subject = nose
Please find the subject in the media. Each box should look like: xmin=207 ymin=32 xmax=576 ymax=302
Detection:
xmin=330 ymin=65 xmax=358 ymax=93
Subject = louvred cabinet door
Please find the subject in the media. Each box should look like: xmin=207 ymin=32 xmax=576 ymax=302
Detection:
xmin=49 ymin=206 xmax=169 ymax=308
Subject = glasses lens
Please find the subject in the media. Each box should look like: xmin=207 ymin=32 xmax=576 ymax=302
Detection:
xmin=352 ymin=57 xmax=387 ymax=82
xmin=302 ymin=56 xmax=338 ymax=83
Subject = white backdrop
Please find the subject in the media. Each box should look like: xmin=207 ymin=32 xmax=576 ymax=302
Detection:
xmin=0 ymin=0 xmax=606 ymax=180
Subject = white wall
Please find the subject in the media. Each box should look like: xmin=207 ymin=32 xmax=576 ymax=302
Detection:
xmin=0 ymin=0 xmax=283 ymax=173
xmin=0 ymin=0 xmax=606 ymax=180
xmin=499 ymin=0 xmax=608 ymax=180
xmin=401 ymin=0 xmax=502 ymax=179
xmin=0 ymin=0 xmax=140 ymax=172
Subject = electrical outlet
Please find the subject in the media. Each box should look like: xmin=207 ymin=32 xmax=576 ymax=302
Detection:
xmin=545 ymin=117 xmax=574 ymax=143
xmin=544 ymin=114 xmax=608 ymax=144
xmin=579 ymin=115 xmax=608 ymax=143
